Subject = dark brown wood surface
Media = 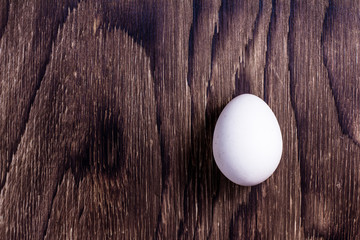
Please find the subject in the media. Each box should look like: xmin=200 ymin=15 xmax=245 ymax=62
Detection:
xmin=0 ymin=0 xmax=359 ymax=239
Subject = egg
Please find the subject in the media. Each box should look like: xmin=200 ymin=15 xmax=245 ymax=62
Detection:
xmin=212 ymin=94 xmax=283 ymax=186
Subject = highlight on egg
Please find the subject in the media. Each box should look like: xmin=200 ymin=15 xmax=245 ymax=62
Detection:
xmin=212 ymin=94 xmax=283 ymax=186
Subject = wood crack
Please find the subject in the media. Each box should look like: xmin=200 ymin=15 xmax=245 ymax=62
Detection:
xmin=208 ymin=23 xmax=219 ymax=99
xmin=287 ymin=0 xmax=308 ymax=231
xmin=244 ymin=0 xmax=264 ymax=58
xmin=264 ymin=0 xmax=275 ymax=102
xmin=153 ymin=83 xmax=169 ymax=238
xmin=186 ymin=0 xmax=199 ymax=89
xmin=205 ymin=185 xmax=219 ymax=240
xmin=287 ymin=0 xmax=297 ymax=129
xmin=154 ymin=135 xmax=167 ymax=239
xmin=182 ymin=1 xmax=197 ymax=235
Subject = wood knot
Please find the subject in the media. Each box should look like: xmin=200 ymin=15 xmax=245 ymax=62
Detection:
xmin=69 ymin=109 xmax=125 ymax=184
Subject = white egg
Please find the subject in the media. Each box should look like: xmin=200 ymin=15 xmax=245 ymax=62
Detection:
xmin=212 ymin=94 xmax=282 ymax=186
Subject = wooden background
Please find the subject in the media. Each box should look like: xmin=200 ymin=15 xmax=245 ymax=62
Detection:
xmin=0 ymin=0 xmax=359 ymax=239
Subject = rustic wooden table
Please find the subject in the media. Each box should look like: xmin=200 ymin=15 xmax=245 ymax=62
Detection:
xmin=1 ymin=0 xmax=359 ymax=239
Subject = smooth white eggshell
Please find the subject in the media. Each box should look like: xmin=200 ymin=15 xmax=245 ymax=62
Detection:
xmin=212 ymin=94 xmax=283 ymax=186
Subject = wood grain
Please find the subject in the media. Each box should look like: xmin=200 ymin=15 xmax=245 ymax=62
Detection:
xmin=0 ymin=0 xmax=359 ymax=239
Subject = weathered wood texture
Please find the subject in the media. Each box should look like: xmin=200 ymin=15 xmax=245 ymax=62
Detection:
xmin=0 ymin=0 xmax=359 ymax=239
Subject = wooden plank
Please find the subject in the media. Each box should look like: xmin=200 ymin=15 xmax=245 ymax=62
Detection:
xmin=0 ymin=0 xmax=359 ymax=239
